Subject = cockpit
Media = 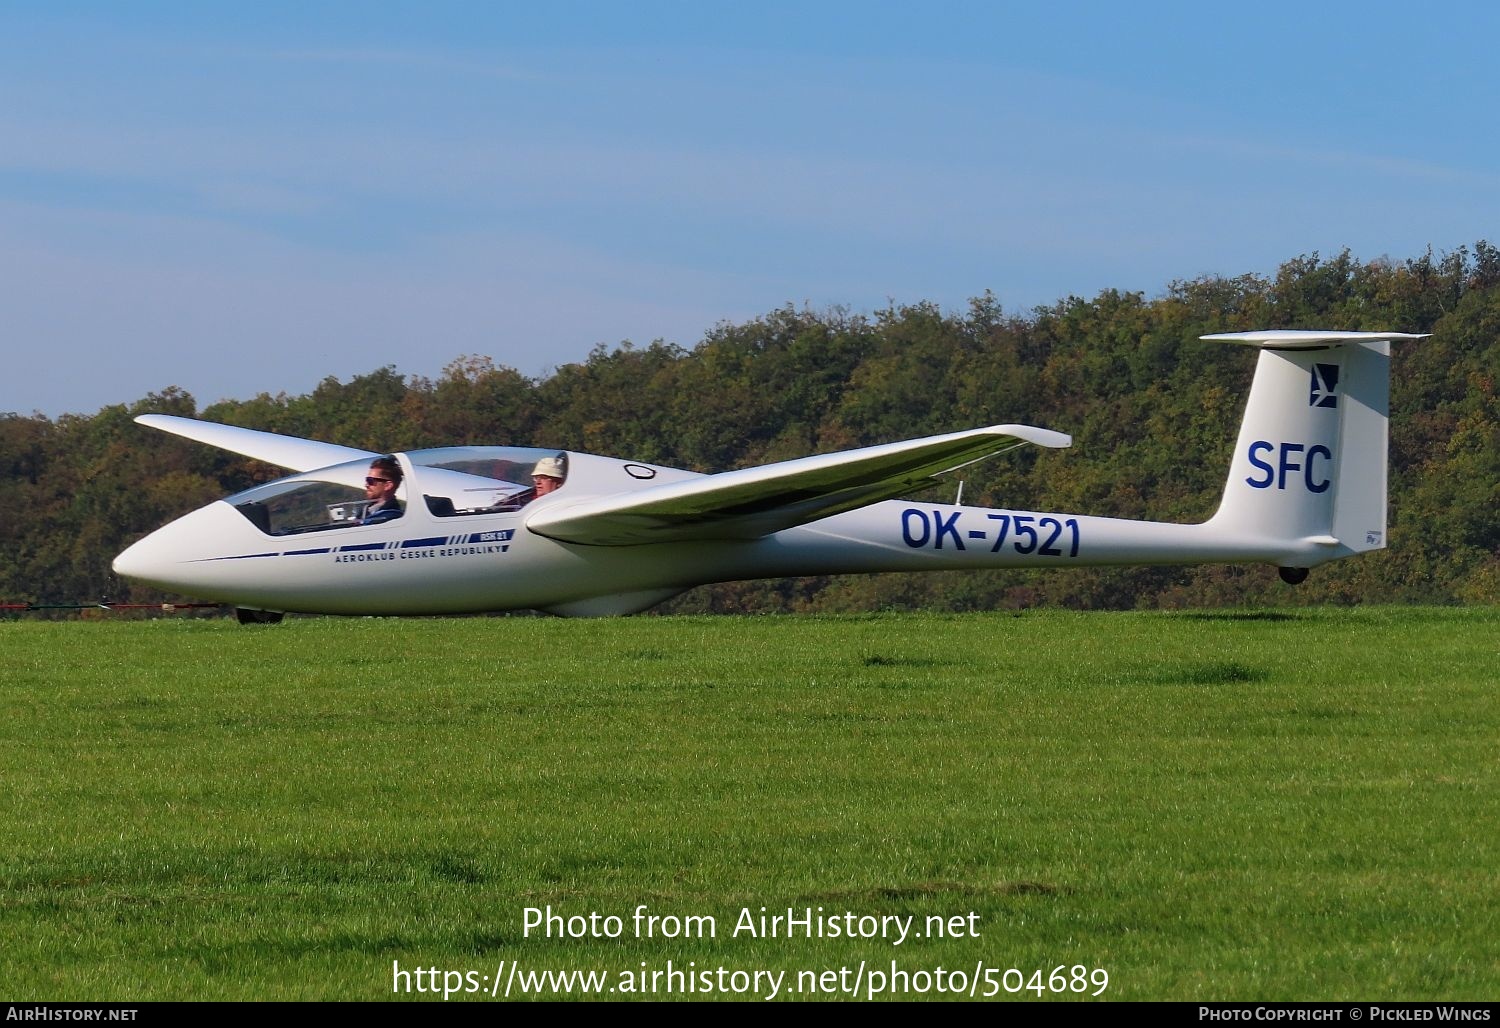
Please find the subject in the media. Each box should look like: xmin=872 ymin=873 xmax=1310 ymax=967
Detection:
xmin=225 ymin=446 xmax=570 ymax=536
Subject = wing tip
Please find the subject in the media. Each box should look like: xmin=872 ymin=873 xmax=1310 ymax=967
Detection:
xmin=990 ymin=424 xmax=1072 ymax=449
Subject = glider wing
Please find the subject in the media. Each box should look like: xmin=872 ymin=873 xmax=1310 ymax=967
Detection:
xmin=135 ymin=415 xmax=378 ymax=472
xmin=527 ymin=424 xmax=1071 ymax=545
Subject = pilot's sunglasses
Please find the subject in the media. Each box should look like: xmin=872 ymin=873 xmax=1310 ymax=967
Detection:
xmin=365 ymin=477 xmax=392 ymax=485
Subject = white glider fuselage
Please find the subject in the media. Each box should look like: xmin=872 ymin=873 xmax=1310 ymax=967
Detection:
xmin=112 ymin=490 xmax=1306 ymax=618
xmin=112 ymin=331 xmax=1422 ymax=618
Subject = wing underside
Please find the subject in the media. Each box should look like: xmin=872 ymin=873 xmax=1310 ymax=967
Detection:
xmin=527 ymin=424 xmax=1070 ymax=545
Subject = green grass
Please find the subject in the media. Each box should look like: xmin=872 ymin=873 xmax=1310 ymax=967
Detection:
xmin=1 ymin=607 xmax=1496 ymax=1001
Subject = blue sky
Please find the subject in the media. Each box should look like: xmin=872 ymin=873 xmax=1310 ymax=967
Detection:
xmin=4 ymin=2 xmax=1497 ymax=416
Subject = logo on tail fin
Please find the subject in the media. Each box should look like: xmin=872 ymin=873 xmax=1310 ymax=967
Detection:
xmin=1310 ymin=363 xmax=1340 ymax=408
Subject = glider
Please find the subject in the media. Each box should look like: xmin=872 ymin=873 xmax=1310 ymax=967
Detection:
xmin=113 ymin=330 xmax=1422 ymax=621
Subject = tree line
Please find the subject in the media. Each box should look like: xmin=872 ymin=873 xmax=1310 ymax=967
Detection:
xmin=3 ymin=246 xmax=1496 ymax=614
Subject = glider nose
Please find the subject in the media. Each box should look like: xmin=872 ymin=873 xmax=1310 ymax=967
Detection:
xmin=113 ymin=500 xmax=277 ymax=599
xmin=113 ymin=501 xmax=235 ymax=591
xmin=113 ymin=523 xmax=182 ymax=588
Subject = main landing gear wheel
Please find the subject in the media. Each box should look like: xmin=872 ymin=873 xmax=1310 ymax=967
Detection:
xmin=1278 ymin=567 xmax=1310 ymax=585
xmin=235 ymin=607 xmax=285 ymax=624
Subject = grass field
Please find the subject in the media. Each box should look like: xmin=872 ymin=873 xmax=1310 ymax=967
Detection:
xmin=1 ymin=607 xmax=1495 ymax=1001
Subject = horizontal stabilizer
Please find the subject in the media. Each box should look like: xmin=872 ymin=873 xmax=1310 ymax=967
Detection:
xmin=1201 ymin=330 xmax=1429 ymax=349
xmin=528 ymin=424 xmax=1070 ymax=545
xmin=135 ymin=415 xmax=378 ymax=472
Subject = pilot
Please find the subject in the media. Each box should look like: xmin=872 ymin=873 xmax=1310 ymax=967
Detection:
xmin=531 ymin=455 xmax=566 ymax=497
xmin=361 ymin=456 xmax=405 ymax=524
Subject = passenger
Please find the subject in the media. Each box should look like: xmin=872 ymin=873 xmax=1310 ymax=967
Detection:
xmin=361 ymin=456 xmax=405 ymax=524
xmin=482 ymin=454 xmax=567 ymax=512
xmin=532 ymin=455 xmax=566 ymax=497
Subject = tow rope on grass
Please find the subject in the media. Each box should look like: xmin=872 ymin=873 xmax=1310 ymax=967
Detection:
xmin=1 ymin=601 xmax=224 ymax=613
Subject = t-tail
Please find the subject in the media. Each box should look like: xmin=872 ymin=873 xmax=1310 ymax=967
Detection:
xmin=1202 ymin=330 xmax=1426 ymax=581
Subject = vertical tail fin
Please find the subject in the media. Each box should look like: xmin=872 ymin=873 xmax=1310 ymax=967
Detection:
xmin=1203 ymin=331 xmax=1425 ymax=563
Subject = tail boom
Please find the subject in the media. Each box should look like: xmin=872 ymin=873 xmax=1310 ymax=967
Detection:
xmin=727 ymin=503 xmax=1357 ymax=580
